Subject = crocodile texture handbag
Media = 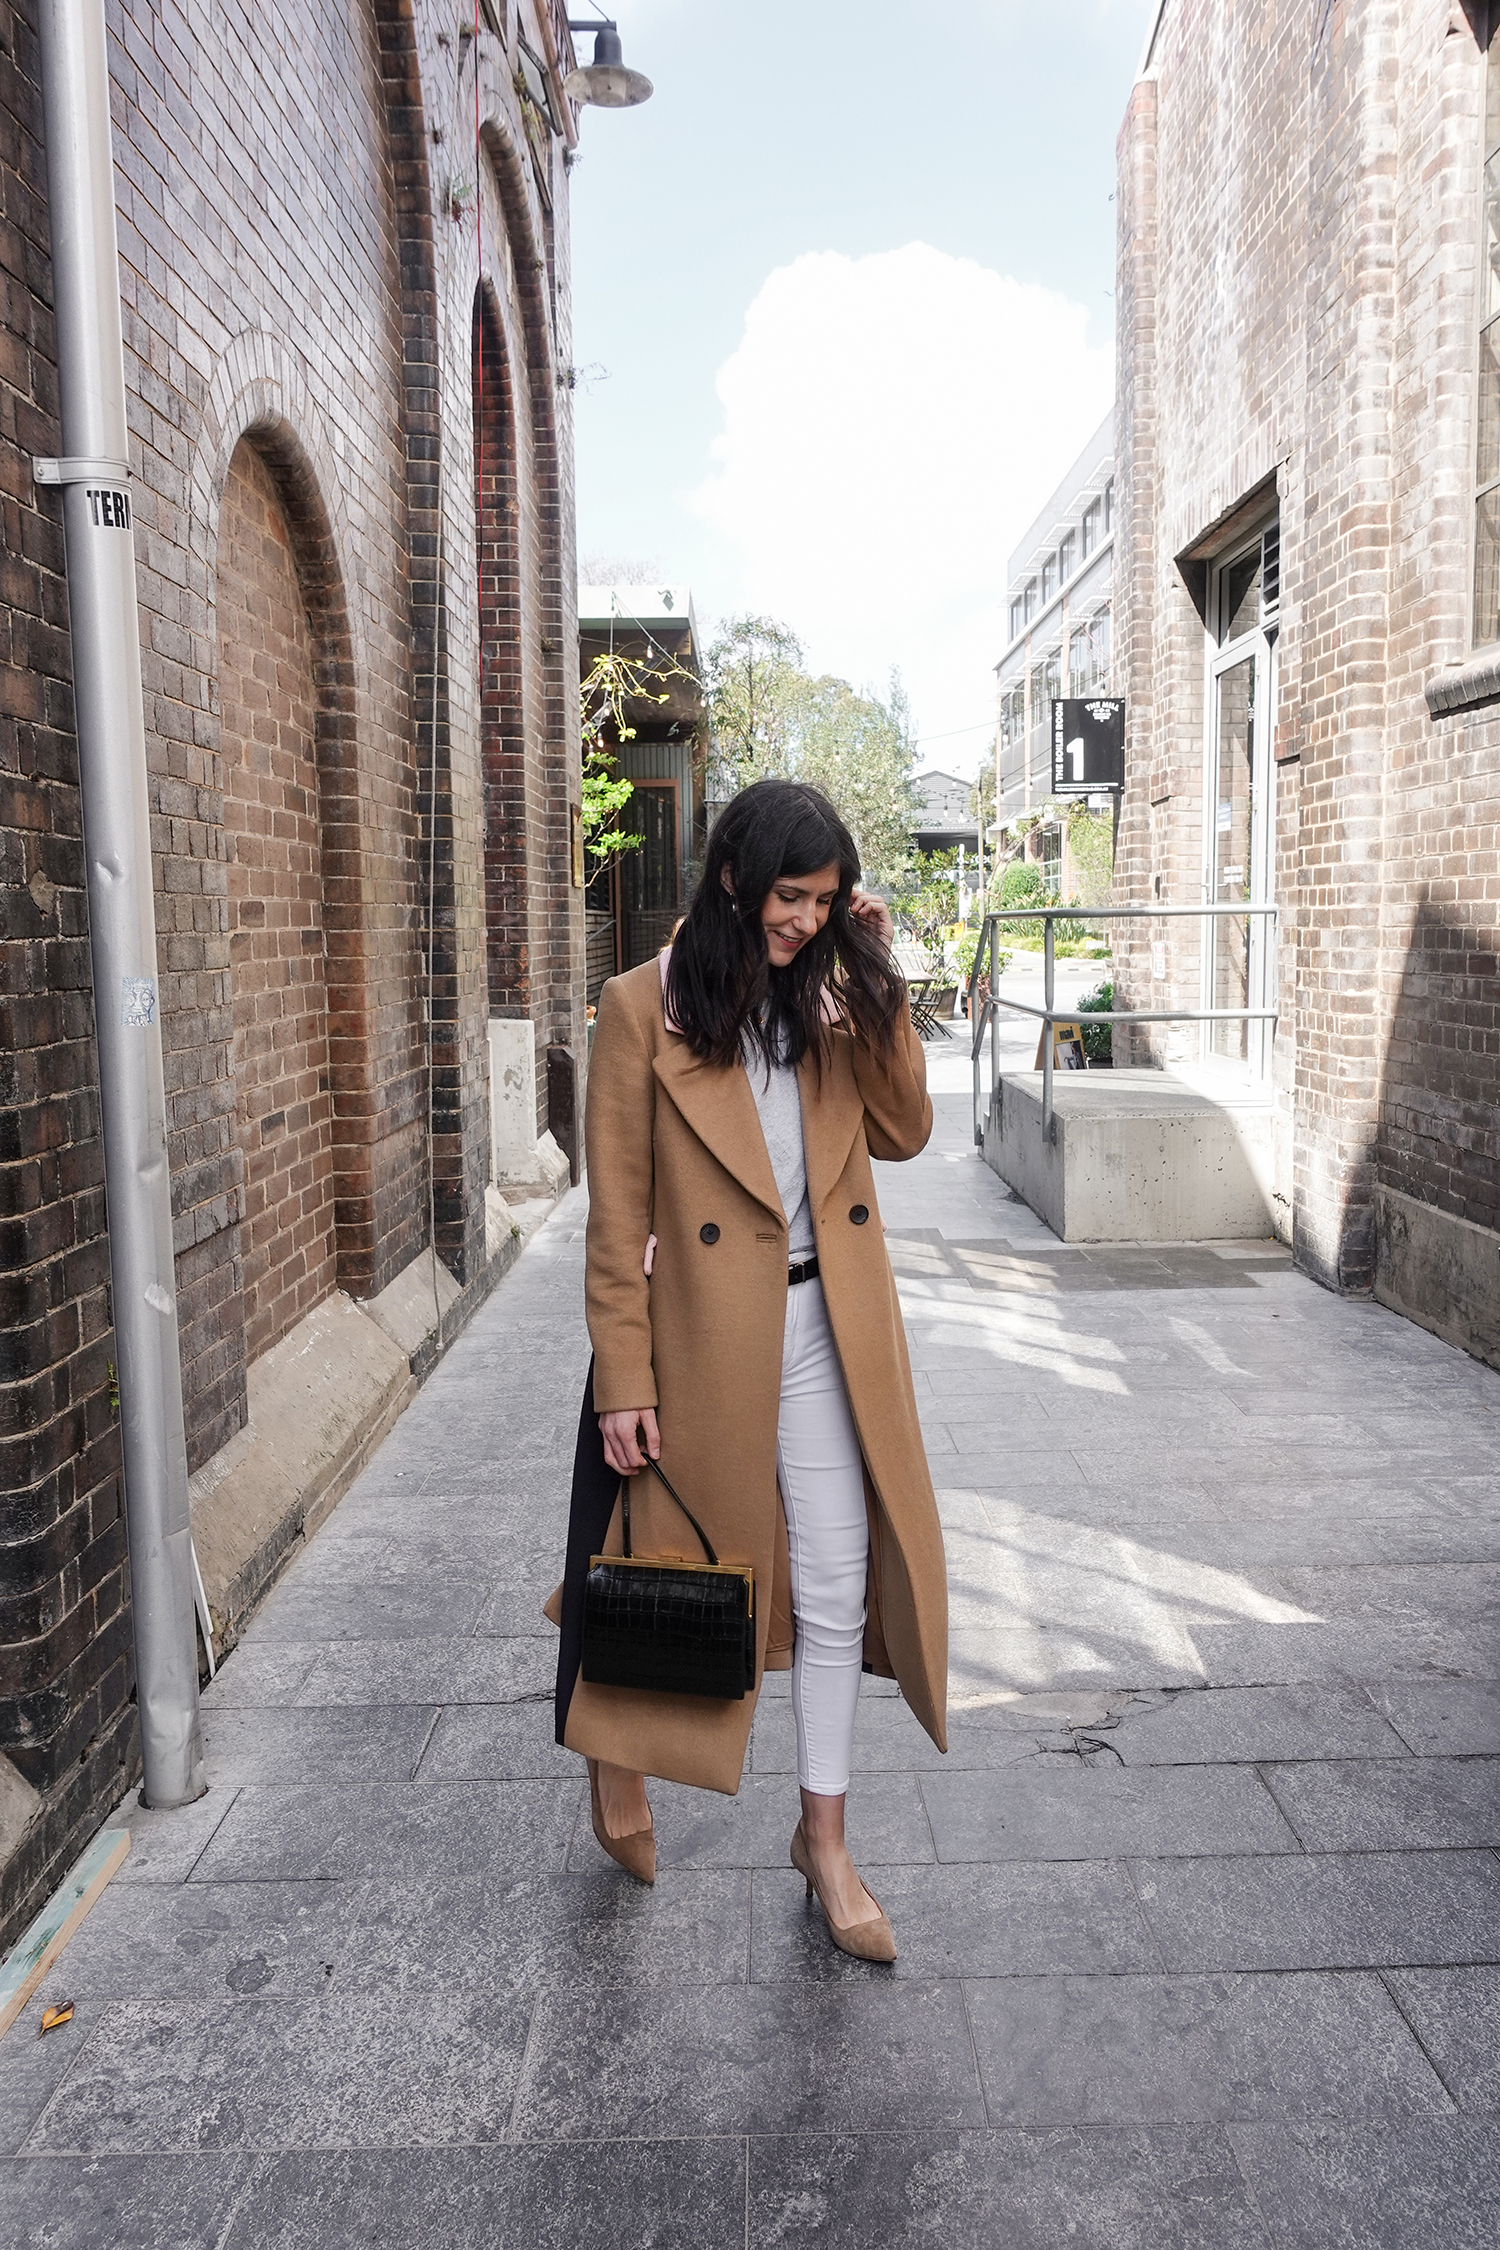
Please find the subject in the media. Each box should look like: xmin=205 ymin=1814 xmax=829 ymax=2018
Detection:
xmin=582 ymin=1453 xmax=755 ymax=1700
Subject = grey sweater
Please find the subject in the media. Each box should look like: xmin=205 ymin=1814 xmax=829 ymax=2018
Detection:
xmin=744 ymin=1039 xmax=815 ymax=1259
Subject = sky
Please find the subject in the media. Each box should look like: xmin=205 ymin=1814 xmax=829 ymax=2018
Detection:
xmin=567 ymin=1 xmax=1155 ymax=776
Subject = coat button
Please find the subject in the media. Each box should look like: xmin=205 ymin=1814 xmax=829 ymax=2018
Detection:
xmin=849 ymin=1205 xmax=869 ymax=1225
xmin=699 ymin=1223 xmax=721 ymax=1244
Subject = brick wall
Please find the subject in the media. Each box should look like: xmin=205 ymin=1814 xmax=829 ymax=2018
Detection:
xmin=0 ymin=0 xmax=583 ymax=1947
xmin=1378 ymin=15 xmax=1500 ymax=1245
xmin=474 ymin=286 xmax=529 ymax=1019
xmin=0 ymin=0 xmax=138 ymax=1940
xmin=1112 ymin=0 xmax=1498 ymax=1300
xmin=219 ymin=439 xmax=338 ymax=1368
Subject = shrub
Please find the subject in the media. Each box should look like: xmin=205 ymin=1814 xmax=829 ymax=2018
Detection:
xmin=1075 ymin=979 xmax=1114 ymax=1065
xmin=953 ymin=921 xmax=1011 ymax=993
xmin=991 ymin=860 xmax=1046 ymax=938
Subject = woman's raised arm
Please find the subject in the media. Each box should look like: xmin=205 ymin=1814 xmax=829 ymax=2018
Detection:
xmin=852 ymin=1000 xmax=933 ymax=1162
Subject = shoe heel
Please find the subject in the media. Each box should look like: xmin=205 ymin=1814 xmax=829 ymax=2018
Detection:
xmin=804 ymin=1876 xmax=814 ymax=1897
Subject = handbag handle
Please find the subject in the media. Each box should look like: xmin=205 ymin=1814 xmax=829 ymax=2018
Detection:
xmin=622 ymin=1446 xmax=720 ymax=1567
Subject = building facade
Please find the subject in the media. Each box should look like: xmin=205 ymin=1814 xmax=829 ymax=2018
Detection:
xmin=1113 ymin=0 xmax=1499 ymax=1367
xmin=993 ymin=415 xmax=1115 ymax=892
xmin=578 ymin=585 xmax=705 ymax=1002
xmin=0 ymin=0 xmax=587 ymax=1943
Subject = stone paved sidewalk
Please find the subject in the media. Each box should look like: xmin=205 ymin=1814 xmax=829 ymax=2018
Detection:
xmin=1 ymin=1028 xmax=1498 ymax=2246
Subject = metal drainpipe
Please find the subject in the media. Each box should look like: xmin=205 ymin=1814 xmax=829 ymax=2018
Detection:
xmin=33 ymin=0 xmax=205 ymax=1806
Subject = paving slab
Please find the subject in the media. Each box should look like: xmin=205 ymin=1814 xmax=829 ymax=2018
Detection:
xmin=291 ymin=1634 xmax=554 ymax=1706
xmin=0 ymin=2155 xmax=254 ymax=2250
xmin=1187 ymin=1617 xmax=1500 ymax=1685
xmin=333 ymin=1869 xmax=751 ymax=1996
xmin=947 ymin=1622 xmax=1208 ymax=1700
xmin=750 ymin=1859 xmax=1158 ymax=1982
xmin=200 ymin=1704 xmax=439 ymax=1785
xmin=22 ymin=1992 xmax=537 ymax=2153
xmin=31 ymin=1879 xmax=358 ymax=2001
xmin=630 ymin=1770 xmax=935 ymax=1872
xmin=511 ymin=1982 xmax=985 ymax=2137
xmin=1259 ymin=1755 xmax=1500 ymax=1851
xmin=187 ymin=1778 xmax=580 ymax=1884
xmin=1129 ymin=1850 xmax=1500 ymax=1971
xmin=1104 ymin=1683 xmax=1410 ymax=1765
xmin=746 ymin=2127 xmax=1271 ymax=2249
xmin=196 ymin=1642 xmax=323 ymax=1708
xmin=1384 ymin=1969 xmax=1500 ymax=2111
xmin=0 ymin=1994 xmax=117 ymax=2155
xmin=1230 ymin=2118 xmax=1500 ymax=2248
xmin=220 ymin=2143 xmax=748 ymax=2250
xmin=103 ymin=1787 xmax=240 ymax=1886
xmin=1370 ymin=1679 xmax=1500 ymax=1756
xmin=920 ymin=1759 xmax=1301 ymax=1862
xmin=414 ymin=1702 xmax=580 ymax=1781
xmin=964 ymin=1970 xmax=1451 ymax=2126
xmin=239 ymin=1574 xmax=493 ymax=1643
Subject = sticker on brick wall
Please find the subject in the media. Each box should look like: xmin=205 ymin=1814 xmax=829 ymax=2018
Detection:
xmin=121 ymin=977 xmax=157 ymax=1028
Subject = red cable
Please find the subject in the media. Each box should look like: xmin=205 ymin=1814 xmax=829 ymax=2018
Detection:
xmin=474 ymin=0 xmax=483 ymax=614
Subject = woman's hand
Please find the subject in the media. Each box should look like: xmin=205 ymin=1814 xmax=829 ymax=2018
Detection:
xmin=849 ymin=888 xmax=895 ymax=953
xmin=600 ymin=1407 xmax=660 ymax=1475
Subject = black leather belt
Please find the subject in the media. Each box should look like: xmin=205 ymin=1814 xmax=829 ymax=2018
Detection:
xmin=787 ymin=1256 xmax=820 ymax=1286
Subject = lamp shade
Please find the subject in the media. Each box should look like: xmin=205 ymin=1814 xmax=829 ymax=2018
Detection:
xmin=563 ymin=24 xmax=652 ymax=108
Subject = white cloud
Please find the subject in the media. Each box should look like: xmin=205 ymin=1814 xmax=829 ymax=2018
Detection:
xmin=690 ymin=244 xmax=1113 ymax=768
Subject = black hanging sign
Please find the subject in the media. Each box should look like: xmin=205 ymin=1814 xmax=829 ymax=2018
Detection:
xmin=1051 ymin=698 xmax=1126 ymax=794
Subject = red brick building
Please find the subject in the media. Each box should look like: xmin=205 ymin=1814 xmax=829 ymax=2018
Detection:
xmin=1112 ymin=0 xmax=1499 ymax=1367
xmin=0 ymin=0 xmax=586 ymax=1941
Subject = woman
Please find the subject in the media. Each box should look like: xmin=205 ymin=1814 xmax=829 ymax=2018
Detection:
xmin=549 ymin=779 xmax=947 ymax=1961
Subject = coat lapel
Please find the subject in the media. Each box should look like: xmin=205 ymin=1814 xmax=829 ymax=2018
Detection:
xmin=652 ymin=1040 xmax=784 ymax=1220
xmin=798 ymin=1034 xmax=864 ymax=1217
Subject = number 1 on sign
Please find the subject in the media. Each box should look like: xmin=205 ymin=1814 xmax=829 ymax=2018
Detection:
xmin=1066 ymin=736 xmax=1084 ymax=782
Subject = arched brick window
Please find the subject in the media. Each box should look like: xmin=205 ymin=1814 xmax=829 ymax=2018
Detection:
xmin=218 ymin=439 xmax=338 ymax=1363
xmin=472 ymin=283 xmax=529 ymax=1017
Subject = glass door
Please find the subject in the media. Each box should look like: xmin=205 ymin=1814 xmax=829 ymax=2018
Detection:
xmin=1207 ymin=654 xmax=1254 ymax=1061
xmin=621 ymin=780 xmax=680 ymax=969
xmin=1202 ymin=527 xmax=1277 ymax=1075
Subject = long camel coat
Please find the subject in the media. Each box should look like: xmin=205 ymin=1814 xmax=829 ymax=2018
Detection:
xmin=550 ymin=955 xmax=949 ymax=1794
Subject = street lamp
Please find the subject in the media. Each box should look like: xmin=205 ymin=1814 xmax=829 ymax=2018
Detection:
xmin=564 ymin=18 xmax=653 ymax=108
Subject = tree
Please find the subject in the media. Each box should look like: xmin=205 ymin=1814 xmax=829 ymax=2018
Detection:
xmin=704 ymin=614 xmax=806 ymax=775
xmin=890 ymin=848 xmax=961 ymax=969
xmin=788 ymin=672 xmax=923 ymax=885
xmin=578 ymin=647 xmax=670 ymax=871
xmin=704 ymin=614 xmax=921 ymax=883
xmin=1064 ymin=801 xmax=1114 ymax=910
xmin=969 ymin=753 xmax=996 ymax=837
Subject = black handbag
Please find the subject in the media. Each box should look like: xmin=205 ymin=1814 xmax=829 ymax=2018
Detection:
xmin=582 ymin=1453 xmax=756 ymax=1699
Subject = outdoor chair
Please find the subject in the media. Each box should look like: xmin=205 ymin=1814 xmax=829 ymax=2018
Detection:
xmin=907 ymin=976 xmax=941 ymax=1039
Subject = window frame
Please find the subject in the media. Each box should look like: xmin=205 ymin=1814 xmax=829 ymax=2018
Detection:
xmin=1198 ymin=520 xmax=1279 ymax=1079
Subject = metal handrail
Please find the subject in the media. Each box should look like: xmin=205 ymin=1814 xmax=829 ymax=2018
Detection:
xmin=968 ymin=904 xmax=1279 ymax=1146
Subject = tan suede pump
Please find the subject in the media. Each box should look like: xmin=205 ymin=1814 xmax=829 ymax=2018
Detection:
xmin=790 ymin=1819 xmax=896 ymax=1963
xmin=587 ymin=1758 xmax=656 ymax=1885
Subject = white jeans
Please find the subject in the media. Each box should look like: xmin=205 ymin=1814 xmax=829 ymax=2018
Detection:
xmin=776 ymin=1277 xmax=868 ymax=1796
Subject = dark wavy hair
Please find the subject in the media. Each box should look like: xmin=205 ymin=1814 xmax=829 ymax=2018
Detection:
xmin=665 ymin=779 xmax=905 ymax=1072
